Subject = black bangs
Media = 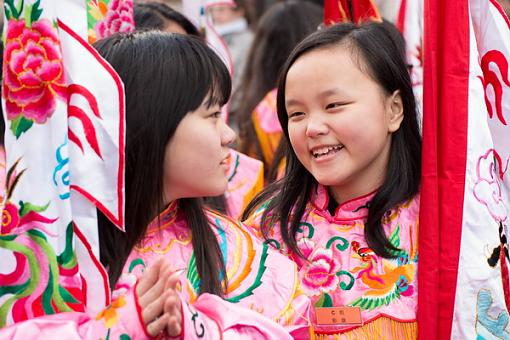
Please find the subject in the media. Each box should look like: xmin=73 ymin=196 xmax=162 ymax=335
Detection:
xmin=183 ymin=37 xmax=232 ymax=111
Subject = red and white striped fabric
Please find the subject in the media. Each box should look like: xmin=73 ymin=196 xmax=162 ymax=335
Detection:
xmin=419 ymin=0 xmax=510 ymax=338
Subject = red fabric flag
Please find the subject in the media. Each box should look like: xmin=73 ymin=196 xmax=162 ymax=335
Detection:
xmin=420 ymin=0 xmax=510 ymax=337
xmin=323 ymin=0 xmax=381 ymax=25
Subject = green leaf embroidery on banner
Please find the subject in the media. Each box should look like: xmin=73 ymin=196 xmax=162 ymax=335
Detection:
xmin=16 ymin=0 xmax=25 ymax=18
xmin=10 ymin=116 xmax=34 ymax=139
xmin=4 ymin=6 xmax=13 ymax=20
xmin=4 ymin=0 xmax=19 ymax=19
xmin=57 ymin=223 xmax=76 ymax=268
xmin=19 ymin=200 xmax=50 ymax=217
xmin=30 ymin=0 xmax=43 ymax=23
xmin=120 ymin=335 xmax=131 ymax=340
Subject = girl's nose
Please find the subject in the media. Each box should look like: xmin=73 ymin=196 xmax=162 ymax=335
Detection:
xmin=221 ymin=121 xmax=236 ymax=146
xmin=305 ymin=114 xmax=328 ymax=138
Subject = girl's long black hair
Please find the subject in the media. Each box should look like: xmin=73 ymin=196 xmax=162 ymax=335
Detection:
xmin=235 ymin=1 xmax=322 ymax=172
xmin=243 ymin=22 xmax=422 ymax=259
xmin=94 ymin=32 xmax=228 ymax=295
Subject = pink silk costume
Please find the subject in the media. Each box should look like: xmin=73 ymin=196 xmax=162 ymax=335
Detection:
xmin=0 ymin=200 xmax=311 ymax=339
xmin=225 ymin=149 xmax=264 ymax=218
xmin=245 ymin=184 xmax=419 ymax=339
xmin=251 ymin=89 xmax=281 ymax=169
xmin=123 ymin=200 xmax=312 ymax=339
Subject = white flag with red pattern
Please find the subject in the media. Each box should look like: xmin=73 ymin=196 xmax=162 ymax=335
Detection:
xmin=0 ymin=0 xmax=132 ymax=325
xmin=419 ymin=0 xmax=510 ymax=338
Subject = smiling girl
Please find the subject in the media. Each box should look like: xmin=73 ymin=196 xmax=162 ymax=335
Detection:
xmin=244 ymin=22 xmax=422 ymax=339
xmin=0 ymin=31 xmax=310 ymax=339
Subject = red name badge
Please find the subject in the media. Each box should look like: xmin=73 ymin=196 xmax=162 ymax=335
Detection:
xmin=314 ymin=306 xmax=363 ymax=326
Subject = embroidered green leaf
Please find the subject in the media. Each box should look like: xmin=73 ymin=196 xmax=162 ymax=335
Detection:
xmin=128 ymin=258 xmax=146 ymax=273
xmin=4 ymin=0 xmax=19 ymax=19
xmin=57 ymin=223 xmax=76 ymax=268
xmin=389 ymin=225 xmax=401 ymax=248
xmin=42 ymin=265 xmax=56 ymax=314
xmin=120 ymin=335 xmax=131 ymax=340
xmin=313 ymin=293 xmax=333 ymax=307
xmin=4 ymin=6 xmax=13 ymax=20
xmin=30 ymin=0 xmax=43 ymax=23
xmin=350 ymin=290 xmax=401 ymax=311
xmin=10 ymin=116 xmax=34 ymax=139
xmin=29 ymin=230 xmax=73 ymax=313
xmin=388 ymin=225 xmax=407 ymax=257
xmin=19 ymin=200 xmax=50 ymax=217
xmin=16 ymin=0 xmax=25 ymax=18
xmin=321 ymin=293 xmax=333 ymax=307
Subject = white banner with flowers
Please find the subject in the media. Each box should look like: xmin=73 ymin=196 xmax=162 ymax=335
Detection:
xmin=1 ymin=0 xmax=130 ymax=325
xmin=450 ymin=0 xmax=510 ymax=338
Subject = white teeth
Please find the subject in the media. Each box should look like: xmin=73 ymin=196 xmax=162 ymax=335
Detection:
xmin=311 ymin=145 xmax=343 ymax=158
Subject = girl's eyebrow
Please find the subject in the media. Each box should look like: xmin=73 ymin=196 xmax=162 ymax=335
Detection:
xmin=286 ymin=88 xmax=346 ymax=107
xmin=285 ymin=98 xmax=303 ymax=107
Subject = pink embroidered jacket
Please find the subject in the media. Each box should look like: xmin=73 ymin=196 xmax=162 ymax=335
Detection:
xmin=251 ymin=89 xmax=282 ymax=169
xmin=245 ymin=184 xmax=419 ymax=339
xmin=225 ymin=149 xmax=264 ymax=218
xmin=0 ymin=201 xmax=311 ymax=339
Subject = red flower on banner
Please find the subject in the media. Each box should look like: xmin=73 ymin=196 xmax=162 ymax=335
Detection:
xmin=1 ymin=203 xmax=20 ymax=234
xmin=94 ymin=0 xmax=134 ymax=41
xmin=479 ymin=49 xmax=510 ymax=126
xmin=2 ymin=18 xmax=66 ymax=134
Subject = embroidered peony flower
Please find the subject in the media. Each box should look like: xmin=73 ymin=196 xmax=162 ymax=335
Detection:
xmin=1 ymin=203 xmax=20 ymax=235
xmin=300 ymin=248 xmax=340 ymax=296
xmin=94 ymin=0 xmax=134 ymax=40
xmin=95 ymin=295 xmax=127 ymax=328
xmin=3 ymin=19 xmax=66 ymax=124
xmin=289 ymin=237 xmax=315 ymax=268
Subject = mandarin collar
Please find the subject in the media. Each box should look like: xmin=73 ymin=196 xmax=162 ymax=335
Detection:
xmin=146 ymin=200 xmax=180 ymax=233
xmin=311 ymin=184 xmax=376 ymax=221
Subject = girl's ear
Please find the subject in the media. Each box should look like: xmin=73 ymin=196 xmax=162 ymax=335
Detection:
xmin=386 ymin=90 xmax=404 ymax=133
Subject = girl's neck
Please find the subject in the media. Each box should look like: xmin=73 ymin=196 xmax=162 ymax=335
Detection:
xmin=327 ymin=181 xmax=381 ymax=205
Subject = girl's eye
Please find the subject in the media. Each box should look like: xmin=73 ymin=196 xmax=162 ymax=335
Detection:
xmin=288 ymin=111 xmax=304 ymax=119
xmin=325 ymin=102 xmax=345 ymax=110
xmin=209 ymin=111 xmax=222 ymax=119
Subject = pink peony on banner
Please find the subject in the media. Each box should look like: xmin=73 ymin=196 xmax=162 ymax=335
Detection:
xmin=2 ymin=0 xmax=66 ymax=138
xmin=87 ymin=0 xmax=134 ymax=44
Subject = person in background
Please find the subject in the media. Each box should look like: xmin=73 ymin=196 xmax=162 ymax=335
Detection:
xmin=134 ymin=1 xmax=200 ymax=35
xmin=209 ymin=0 xmax=253 ymax=93
xmin=235 ymin=1 xmax=322 ymax=182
